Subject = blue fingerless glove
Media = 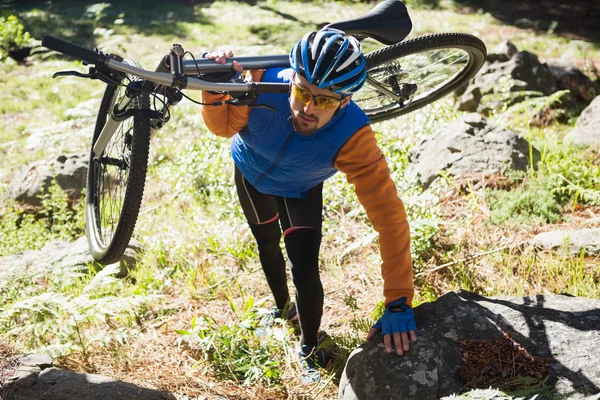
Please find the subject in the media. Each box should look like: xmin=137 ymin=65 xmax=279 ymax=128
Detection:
xmin=372 ymin=297 xmax=417 ymax=335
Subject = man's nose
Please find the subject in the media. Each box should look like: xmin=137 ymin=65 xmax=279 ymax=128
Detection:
xmin=304 ymin=97 xmax=316 ymax=114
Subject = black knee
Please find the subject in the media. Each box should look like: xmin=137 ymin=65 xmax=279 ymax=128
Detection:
xmin=250 ymin=221 xmax=281 ymax=253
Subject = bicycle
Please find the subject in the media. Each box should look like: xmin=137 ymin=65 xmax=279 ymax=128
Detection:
xmin=42 ymin=0 xmax=486 ymax=265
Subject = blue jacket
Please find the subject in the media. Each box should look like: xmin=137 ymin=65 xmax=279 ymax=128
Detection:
xmin=231 ymin=68 xmax=370 ymax=198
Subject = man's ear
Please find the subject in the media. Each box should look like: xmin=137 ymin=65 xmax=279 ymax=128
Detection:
xmin=341 ymin=95 xmax=352 ymax=108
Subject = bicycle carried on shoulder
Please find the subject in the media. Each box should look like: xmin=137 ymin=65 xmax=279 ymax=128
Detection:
xmin=42 ymin=0 xmax=486 ymax=265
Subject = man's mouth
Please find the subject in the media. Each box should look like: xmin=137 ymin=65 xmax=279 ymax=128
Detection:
xmin=298 ymin=113 xmax=316 ymax=124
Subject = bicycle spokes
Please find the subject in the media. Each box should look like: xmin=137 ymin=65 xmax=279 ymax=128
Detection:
xmin=357 ymin=47 xmax=471 ymax=114
xmin=93 ymin=86 xmax=135 ymax=246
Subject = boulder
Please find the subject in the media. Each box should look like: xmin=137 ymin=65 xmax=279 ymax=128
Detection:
xmin=565 ymin=95 xmax=600 ymax=146
xmin=6 ymin=152 xmax=88 ymax=206
xmin=2 ymin=354 xmax=174 ymax=400
xmin=24 ymin=119 xmax=94 ymax=153
xmin=456 ymin=42 xmax=557 ymax=113
xmin=531 ymin=228 xmax=600 ymax=256
xmin=0 ymin=236 xmax=142 ymax=280
xmin=408 ymin=114 xmax=540 ymax=188
xmin=64 ymin=98 xmax=102 ymax=119
xmin=547 ymin=62 xmax=598 ymax=103
xmin=339 ymin=290 xmax=600 ymax=400
xmin=491 ymin=40 xmax=518 ymax=61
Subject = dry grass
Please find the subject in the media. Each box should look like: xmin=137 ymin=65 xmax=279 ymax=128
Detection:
xmin=2 ymin=1 xmax=599 ymax=399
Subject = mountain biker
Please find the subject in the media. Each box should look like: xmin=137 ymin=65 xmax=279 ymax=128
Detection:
xmin=200 ymin=28 xmax=417 ymax=378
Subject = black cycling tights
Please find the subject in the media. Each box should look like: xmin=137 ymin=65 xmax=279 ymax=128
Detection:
xmin=235 ymin=167 xmax=323 ymax=346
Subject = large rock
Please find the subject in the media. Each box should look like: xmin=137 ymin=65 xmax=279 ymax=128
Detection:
xmin=456 ymin=42 xmax=556 ymax=113
xmin=6 ymin=152 xmax=88 ymax=206
xmin=531 ymin=228 xmax=600 ymax=256
xmin=0 ymin=236 xmax=142 ymax=279
xmin=339 ymin=290 xmax=600 ymax=400
xmin=408 ymin=114 xmax=540 ymax=188
xmin=24 ymin=119 xmax=94 ymax=153
xmin=2 ymin=353 xmax=174 ymax=400
xmin=565 ymin=95 xmax=600 ymax=146
xmin=547 ymin=62 xmax=598 ymax=103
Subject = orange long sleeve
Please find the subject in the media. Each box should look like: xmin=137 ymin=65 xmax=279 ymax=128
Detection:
xmin=335 ymin=125 xmax=414 ymax=307
xmin=200 ymin=70 xmax=265 ymax=138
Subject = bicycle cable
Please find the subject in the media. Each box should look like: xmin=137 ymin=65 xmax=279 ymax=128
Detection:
xmin=179 ymin=50 xmax=259 ymax=107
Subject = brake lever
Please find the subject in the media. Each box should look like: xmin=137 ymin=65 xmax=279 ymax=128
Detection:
xmin=52 ymin=70 xmax=92 ymax=79
xmin=53 ymin=66 xmax=123 ymax=87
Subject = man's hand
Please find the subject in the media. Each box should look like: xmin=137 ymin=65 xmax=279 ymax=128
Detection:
xmin=366 ymin=297 xmax=417 ymax=356
xmin=203 ymin=49 xmax=243 ymax=73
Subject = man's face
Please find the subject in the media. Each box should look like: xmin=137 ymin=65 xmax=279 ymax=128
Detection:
xmin=289 ymin=73 xmax=351 ymax=135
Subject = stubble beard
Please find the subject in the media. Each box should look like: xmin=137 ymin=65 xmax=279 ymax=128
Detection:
xmin=292 ymin=111 xmax=319 ymax=135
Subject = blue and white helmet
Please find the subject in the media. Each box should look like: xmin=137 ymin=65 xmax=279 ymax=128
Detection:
xmin=289 ymin=28 xmax=367 ymax=96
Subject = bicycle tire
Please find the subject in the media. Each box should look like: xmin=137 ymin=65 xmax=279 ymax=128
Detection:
xmin=86 ymin=59 xmax=151 ymax=264
xmin=357 ymin=33 xmax=487 ymax=123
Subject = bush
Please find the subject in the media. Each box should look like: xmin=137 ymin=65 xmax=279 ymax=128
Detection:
xmin=176 ymin=296 xmax=291 ymax=386
xmin=0 ymin=15 xmax=33 ymax=61
xmin=0 ymin=181 xmax=85 ymax=257
xmin=486 ymin=183 xmax=562 ymax=226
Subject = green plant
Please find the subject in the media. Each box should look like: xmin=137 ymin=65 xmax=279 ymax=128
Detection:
xmin=176 ymin=295 xmax=292 ymax=386
xmin=486 ymin=182 xmax=562 ymax=226
xmin=485 ymin=141 xmax=600 ymax=226
xmin=539 ymin=147 xmax=600 ymax=207
xmin=329 ymin=296 xmax=375 ymax=358
xmin=0 ymin=15 xmax=33 ymax=61
xmin=0 ymin=262 xmax=158 ymax=360
xmin=495 ymin=90 xmax=570 ymax=130
xmin=0 ymin=181 xmax=85 ymax=257
xmin=83 ymin=3 xmax=112 ymax=25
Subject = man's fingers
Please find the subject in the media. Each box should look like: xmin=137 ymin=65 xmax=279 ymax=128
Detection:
xmin=205 ymin=50 xmax=235 ymax=64
xmin=401 ymin=331 xmax=410 ymax=352
xmin=366 ymin=327 xmax=379 ymax=341
xmin=232 ymin=60 xmax=243 ymax=72
xmin=383 ymin=334 xmax=393 ymax=353
xmin=410 ymin=330 xmax=417 ymax=343
xmin=393 ymin=332 xmax=404 ymax=355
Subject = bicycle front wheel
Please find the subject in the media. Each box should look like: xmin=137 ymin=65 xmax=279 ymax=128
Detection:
xmin=357 ymin=33 xmax=487 ymax=123
xmin=86 ymin=59 xmax=151 ymax=264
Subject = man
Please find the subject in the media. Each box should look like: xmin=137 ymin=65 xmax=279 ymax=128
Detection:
xmin=200 ymin=28 xmax=417 ymax=379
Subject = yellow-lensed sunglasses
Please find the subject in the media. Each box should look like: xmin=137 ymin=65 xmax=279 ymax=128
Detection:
xmin=291 ymin=83 xmax=344 ymax=110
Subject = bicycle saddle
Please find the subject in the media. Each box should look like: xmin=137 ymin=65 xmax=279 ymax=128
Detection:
xmin=325 ymin=0 xmax=412 ymax=45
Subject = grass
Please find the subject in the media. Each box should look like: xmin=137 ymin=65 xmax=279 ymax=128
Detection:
xmin=0 ymin=1 xmax=599 ymax=399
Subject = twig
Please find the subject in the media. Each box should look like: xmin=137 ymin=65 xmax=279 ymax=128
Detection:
xmin=324 ymin=286 xmax=346 ymax=296
xmin=197 ymin=267 xmax=261 ymax=294
xmin=138 ymin=190 xmax=182 ymax=216
xmin=310 ymin=371 xmax=336 ymax=400
xmin=415 ymin=246 xmax=511 ymax=277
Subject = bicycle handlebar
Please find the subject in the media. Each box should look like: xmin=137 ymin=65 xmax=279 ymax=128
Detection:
xmin=42 ymin=35 xmax=289 ymax=95
xmin=42 ymin=35 xmax=105 ymax=65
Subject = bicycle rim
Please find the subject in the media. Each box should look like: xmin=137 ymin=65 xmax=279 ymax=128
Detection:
xmin=86 ymin=61 xmax=150 ymax=264
xmin=356 ymin=33 xmax=487 ymax=123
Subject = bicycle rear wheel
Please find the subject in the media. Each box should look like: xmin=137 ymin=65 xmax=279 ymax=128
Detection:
xmin=86 ymin=59 xmax=150 ymax=264
xmin=356 ymin=33 xmax=487 ymax=123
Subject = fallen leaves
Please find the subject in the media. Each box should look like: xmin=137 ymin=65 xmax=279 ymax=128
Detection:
xmin=458 ymin=332 xmax=549 ymax=391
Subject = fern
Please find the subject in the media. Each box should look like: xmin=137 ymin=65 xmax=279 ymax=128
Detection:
xmin=0 ymin=261 xmax=158 ymax=358
xmin=495 ymin=90 xmax=570 ymax=129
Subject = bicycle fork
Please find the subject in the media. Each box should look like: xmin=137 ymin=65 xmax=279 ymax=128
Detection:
xmin=92 ymin=96 xmax=130 ymax=158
